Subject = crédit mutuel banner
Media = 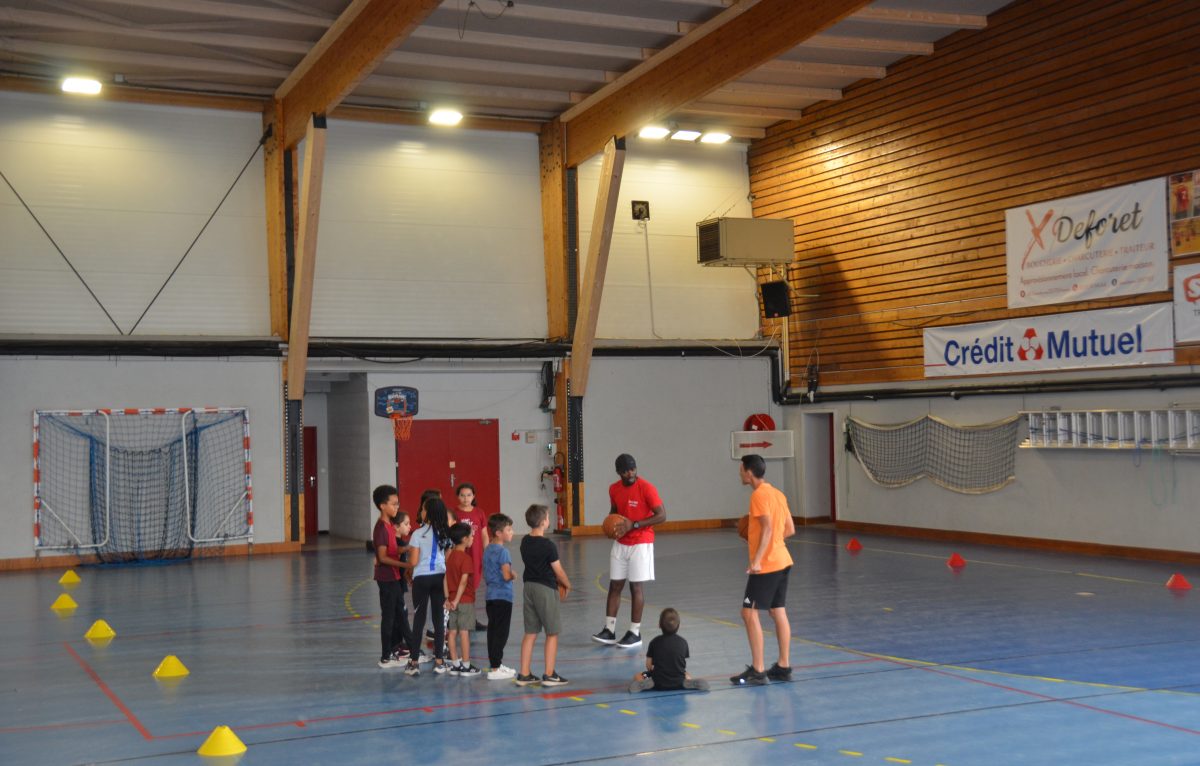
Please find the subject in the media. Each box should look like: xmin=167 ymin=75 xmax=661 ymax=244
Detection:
xmin=924 ymin=304 xmax=1174 ymax=377
xmin=1006 ymin=178 xmax=1168 ymax=308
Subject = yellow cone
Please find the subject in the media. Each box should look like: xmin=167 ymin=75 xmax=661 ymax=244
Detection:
xmin=197 ymin=725 xmax=247 ymax=756
xmin=59 ymin=569 xmax=81 ymax=585
xmin=153 ymin=655 xmax=190 ymax=679
xmin=84 ymin=619 xmax=116 ymax=640
xmin=51 ymin=593 xmax=78 ymax=612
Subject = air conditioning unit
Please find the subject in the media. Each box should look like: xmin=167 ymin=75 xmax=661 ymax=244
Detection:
xmin=696 ymin=217 xmax=793 ymax=266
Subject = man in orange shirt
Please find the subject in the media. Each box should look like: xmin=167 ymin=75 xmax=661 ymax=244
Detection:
xmin=731 ymin=454 xmax=796 ymax=686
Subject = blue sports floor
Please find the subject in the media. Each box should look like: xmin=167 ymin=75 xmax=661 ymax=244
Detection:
xmin=3 ymin=527 xmax=1200 ymax=765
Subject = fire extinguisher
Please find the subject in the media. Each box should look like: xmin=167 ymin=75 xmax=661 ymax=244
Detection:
xmin=551 ymin=465 xmax=564 ymax=495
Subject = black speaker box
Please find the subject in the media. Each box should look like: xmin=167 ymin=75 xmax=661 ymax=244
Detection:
xmin=760 ymin=280 xmax=791 ymax=318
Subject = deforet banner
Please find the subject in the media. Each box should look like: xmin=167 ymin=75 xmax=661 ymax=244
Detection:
xmin=1006 ymin=178 xmax=1168 ymax=308
xmin=924 ymin=303 xmax=1174 ymax=377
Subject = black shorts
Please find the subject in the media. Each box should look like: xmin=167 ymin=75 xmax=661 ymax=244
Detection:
xmin=742 ymin=566 xmax=791 ymax=610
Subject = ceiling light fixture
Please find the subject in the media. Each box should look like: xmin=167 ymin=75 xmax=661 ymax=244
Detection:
xmin=62 ymin=77 xmax=102 ymax=95
xmin=638 ymin=126 xmax=670 ymax=139
xmin=428 ymin=108 xmax=463 ymax=126
xmin=700 ymin=132 xmax=731 ymax=144
xmin=670 ymin=130 xmax=701 ymax=141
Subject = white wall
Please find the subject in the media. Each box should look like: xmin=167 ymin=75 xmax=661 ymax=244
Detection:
xmin=577 ymin=138 xmax=760 ymax=340
xmin=0 ymin=91 xmax=269 ymax=336
xmin=789 ymin=379 xmax=1200 ymax=553
xmin=326 ymin=375 xmax=371 ymax=540
xmin=0 ymin=357 xmax=283 ymax=559
xmin=309 ymin=120 xmax=546 ymax=339
xmin=582 ymin=356 xmax=786 ymax=525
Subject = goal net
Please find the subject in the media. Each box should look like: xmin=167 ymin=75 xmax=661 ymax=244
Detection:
xmin=33 ymin=408 xmax=253 ymax=563
xmin=846 ymin=414 xmax=1021 ymax=494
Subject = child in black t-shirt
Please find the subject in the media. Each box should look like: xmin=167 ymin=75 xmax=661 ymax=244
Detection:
xmin=629 ymin=608 xmax=708 ymax=692
xmin=515 ymin=504 xmax=572 ymax=687
xmin=372 ymin=484 xmax=414 ymax=668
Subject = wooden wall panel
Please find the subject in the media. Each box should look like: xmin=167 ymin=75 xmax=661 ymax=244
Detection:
xmin=748 ymin=0 xmax=1200 ymax=387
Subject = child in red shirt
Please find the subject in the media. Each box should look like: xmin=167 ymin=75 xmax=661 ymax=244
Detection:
xmin=445 ymin=522 xmax=481 ymax=676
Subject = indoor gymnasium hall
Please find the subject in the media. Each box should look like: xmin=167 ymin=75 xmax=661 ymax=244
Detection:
xmin=2 ymin=1 xmax=1200 ymax=764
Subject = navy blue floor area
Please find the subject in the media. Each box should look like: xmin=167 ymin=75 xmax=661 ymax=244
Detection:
xmin=4 ymin=528 xmax=1200 ymax=765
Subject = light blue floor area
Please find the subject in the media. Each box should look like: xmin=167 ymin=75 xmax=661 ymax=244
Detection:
xmin=3 ymin=528 xmax=1200 ymax=765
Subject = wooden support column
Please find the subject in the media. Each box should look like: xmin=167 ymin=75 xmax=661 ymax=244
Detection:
xmin=540 ymin=118 xmax=571 ymax=342
xmin=570 ymin=137 xmax=625 ymax=398
xmin=262 ymin=100 xmax=289 ymax=340
xmin=285 ymin=115 xmax=328 ymax=401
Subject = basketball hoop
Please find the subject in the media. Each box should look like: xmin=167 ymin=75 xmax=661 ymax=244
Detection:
xmin=374 ymin=385 xmax=418 ymax=442
xmin=390 ymin=408 xmax=414 ymax=441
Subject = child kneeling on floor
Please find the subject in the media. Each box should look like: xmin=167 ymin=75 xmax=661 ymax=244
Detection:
xmin=629 ymin=607 xmax=708 ymax=692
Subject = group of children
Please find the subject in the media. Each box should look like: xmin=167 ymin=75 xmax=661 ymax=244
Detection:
xmin=372 ymin=483 xmax=708 ymax=692
xmin=372 ymin=484 xmax=572 ymax=685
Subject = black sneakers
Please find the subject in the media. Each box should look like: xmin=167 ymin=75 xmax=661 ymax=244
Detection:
xmin=766 ymin=663 xmax=793 ymax=681
xmin=682 ymin=677 xmax=710 ymax=691
xmin=730 ymin=666 xmax=768 ymax=686
xmin=591 ymin=628 xmax=617 ymax=645
xmin=514 ymin=673 xmax=540 ymax=686
xmin=615 ymin=631 xmax=642 ymax=649
xmin=540 ymin=672 xmax=569 ymax=686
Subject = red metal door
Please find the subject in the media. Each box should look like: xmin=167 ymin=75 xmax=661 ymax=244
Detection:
xmin=395 ymin=419 xmax=501 ymax=528
xmin=303 ymin=426 xmax=319 ymax=541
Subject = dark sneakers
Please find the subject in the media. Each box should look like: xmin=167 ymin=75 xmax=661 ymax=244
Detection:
xmin=615 ymin=631 xmax=642 ymax=649
xmin=730 ymin=666 xmax=768 ymax=686
xmin=592 ymin=628 xmax=617 ymax=645
xmin=514 ymin=673 xmax=540 ymax=686
xmin=682 ymin=678 xmax=710 ymax=691
xmin=766 ymin=663 xmax=793 ymax=681
xmin=540 ymin=672 xmax=569 ymax=686
xmin=628 ymin=676 xmax=655 ymax=693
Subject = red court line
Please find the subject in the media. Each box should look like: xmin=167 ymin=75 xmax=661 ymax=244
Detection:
xmin=63 ymin=642 xmax=154 ymax=741
xmin=153 ymin=688 xmax=596 ymax=740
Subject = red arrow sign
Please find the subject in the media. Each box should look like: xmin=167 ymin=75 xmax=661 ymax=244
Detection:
xmin=738 ymin=441 xmax=773 ymax=449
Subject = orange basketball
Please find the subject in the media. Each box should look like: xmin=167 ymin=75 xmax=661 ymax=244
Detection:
xmin=736 ymin=514 xmax=750 ymax=540
xmin=602 ymin=514 xmax=627 ymax=540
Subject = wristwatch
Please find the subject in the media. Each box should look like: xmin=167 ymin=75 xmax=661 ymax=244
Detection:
xmin=632 ymin=521 xmax=640 ymax=530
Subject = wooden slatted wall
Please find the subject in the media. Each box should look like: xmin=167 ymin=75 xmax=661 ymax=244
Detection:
xmin=748 ymin=0 xmax=1200 ymax=387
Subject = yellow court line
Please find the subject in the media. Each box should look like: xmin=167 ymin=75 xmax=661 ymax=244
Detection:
xmin=595 ymin=703 xmax=610 ymax=709
xmin=885 ymin=758 xmax=912 ymax=764
xmin=758 ymin=737 xmax=776 ymax=743
xmin=343 ymin=578 xmax=370 ymax=619
xmin=717 ymin=729 xmax=737 ymax=736
xmin=619 ymin=709 xmax=637 ymax=715
xmin=681 ymin=722 xmax=701 ymax=729
xmin=794 ymin=743 xmax=817 ymax=750
xmin=838 ymin=750 xmax=863 ymax=757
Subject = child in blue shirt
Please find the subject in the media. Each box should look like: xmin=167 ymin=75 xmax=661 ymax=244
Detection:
xmin=482 ymin=513 xmax=516 ymax=680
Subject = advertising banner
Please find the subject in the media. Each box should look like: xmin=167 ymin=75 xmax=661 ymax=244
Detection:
xmin=1174 ymin=263 xmax=1200 ymax=343
xmin=1006 ymin=179 xmax=1168 ymax=308
xmin=924 ymin=304 xmax=1174 ymax=377
xmin=1169 ymin=170 xmax=1200 ymax=256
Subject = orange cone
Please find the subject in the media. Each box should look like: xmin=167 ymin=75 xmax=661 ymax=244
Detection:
xmin=946 ymin=553 xmax=966 ymax=568
xmin=845 ymin=538 xmax=863 ymax=552
xmin=1166 ymin=573 xmax=1192 ymax=590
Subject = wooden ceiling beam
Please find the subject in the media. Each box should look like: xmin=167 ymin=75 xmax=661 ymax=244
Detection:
xmin=277 ymin=0 xmax=441 ymax=149
xmin=562 ymin=0 xmax=871 ymax=167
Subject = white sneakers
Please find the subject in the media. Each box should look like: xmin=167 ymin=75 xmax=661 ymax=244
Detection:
xmin=486 ymin=664 xmax=516 ymax=680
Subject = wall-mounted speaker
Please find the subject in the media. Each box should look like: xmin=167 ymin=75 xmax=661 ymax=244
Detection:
xmin=760 ymin=280 xmax=791 ymax=318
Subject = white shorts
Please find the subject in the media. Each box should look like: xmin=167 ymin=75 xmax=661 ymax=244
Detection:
xmin=610 ymin=542 xmax=655 ymax=583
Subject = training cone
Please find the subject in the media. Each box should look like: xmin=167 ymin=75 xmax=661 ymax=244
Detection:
xmin=84 ymin=619 xmax=116 ymax=641
xmin=153 ymin=655 xmax=190 ymax=679
xmin=50 ymin=593 xmax=78 ymax=612
xmin=198 ymin=725 xmax=247 ymax=757
xmin=58 ymin=569 xmax=81 ymax=585
xmin=845 ymin=538 xmax=863 ymax=552
xmin=946 ymin=553 xmax=966 ymax=568
xmin=1166 ymin=573 xmax=1192 ymax=590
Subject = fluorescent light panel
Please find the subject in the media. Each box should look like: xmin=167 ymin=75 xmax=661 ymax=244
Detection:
xmin=700 ymin=132 xmax=731 ymax=144
xmin=62 ymin=77 xmax=101 ymax=95
xmin=638 ymin=126 xmax=670 ymax=139
xmin=429 ymin=108 xmax=462 ymax=126
xmin=670 ymin=130 xmax=701 ymax=141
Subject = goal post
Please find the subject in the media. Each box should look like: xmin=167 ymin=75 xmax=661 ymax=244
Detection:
xmin=33 ymin=407 xmax=254 ymax=562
